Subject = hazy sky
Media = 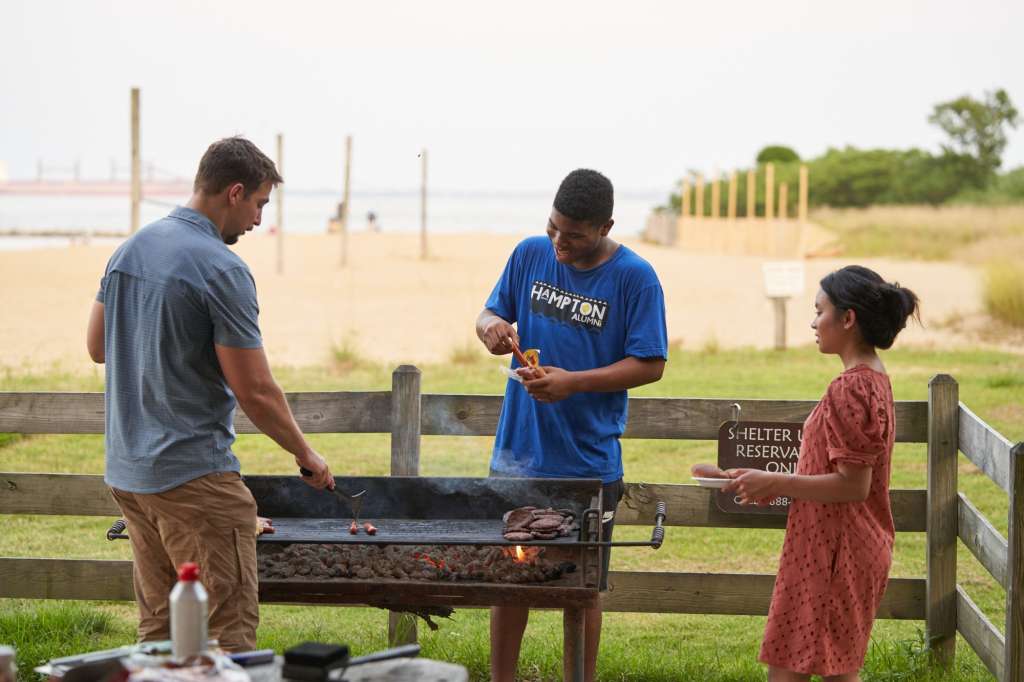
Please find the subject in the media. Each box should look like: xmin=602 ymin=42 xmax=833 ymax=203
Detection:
xmin=2 ymin=0 xmax=1022 ymax=194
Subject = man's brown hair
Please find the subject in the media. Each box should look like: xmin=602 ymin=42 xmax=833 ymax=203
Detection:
xmin=193 ymin=136 xmax=283 ymax=196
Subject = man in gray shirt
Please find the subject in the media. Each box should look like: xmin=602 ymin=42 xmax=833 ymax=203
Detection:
xmin=87 ymin=136 xmax=334 ymax=652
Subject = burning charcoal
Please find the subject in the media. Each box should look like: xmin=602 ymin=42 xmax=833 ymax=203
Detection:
xmin=281 ymin=565 xmax=296 ymax=578
xmin=356 ymin=567 xmax=373 ymax=579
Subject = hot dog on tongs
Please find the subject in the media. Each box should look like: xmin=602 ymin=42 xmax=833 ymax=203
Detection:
xmin=508 ymin=338 xmax=545 ymax=378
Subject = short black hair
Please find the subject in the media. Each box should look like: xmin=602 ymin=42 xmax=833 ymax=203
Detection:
xmin=820 ymin=265 xmax=921 ymax=350
xmin=553 ymin=169 xmax=614 ymax=226
xmin=194 ymin=136 xmax=283 ymax=196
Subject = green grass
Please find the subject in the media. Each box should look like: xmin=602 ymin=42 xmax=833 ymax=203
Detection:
xmin=2 ymin=345 xmax=1022 ymax=680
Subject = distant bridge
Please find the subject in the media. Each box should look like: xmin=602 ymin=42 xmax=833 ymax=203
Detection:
xmin=0 ymin=179 xmax=191 ymax=197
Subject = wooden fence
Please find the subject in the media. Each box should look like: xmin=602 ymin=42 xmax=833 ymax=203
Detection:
xmin=643 ymin=164 xmax=829 ymax=258
xmin=1 ymin=367 xmax=1022 ymax=679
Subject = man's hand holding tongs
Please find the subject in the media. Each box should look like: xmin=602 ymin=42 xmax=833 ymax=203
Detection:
xmin=297 ymin=449 xmax=335 ymax=490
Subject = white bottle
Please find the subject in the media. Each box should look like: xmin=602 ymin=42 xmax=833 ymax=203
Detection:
xmin=170 ymin=562 xmax=209 ymax=661
xmin=0 ymin=645 xmax=16 ymax=682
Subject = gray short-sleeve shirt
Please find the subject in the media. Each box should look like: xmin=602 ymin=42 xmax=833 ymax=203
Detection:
xmin=98 ymin=206 xmax=262 ymax=493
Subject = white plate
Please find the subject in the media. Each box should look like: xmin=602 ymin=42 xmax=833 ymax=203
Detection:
xmin=500 ymin=366 xmax=524 ymax=383
xmin=692 ymin=477 xmax=731 ymax=489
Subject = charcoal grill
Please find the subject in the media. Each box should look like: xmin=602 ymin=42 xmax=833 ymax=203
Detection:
xmin=244 ymin=475 xmax=666 ymax=682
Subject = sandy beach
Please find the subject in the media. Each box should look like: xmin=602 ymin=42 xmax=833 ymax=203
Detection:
xmin=0 ymin=230 xmax=989 ymax=373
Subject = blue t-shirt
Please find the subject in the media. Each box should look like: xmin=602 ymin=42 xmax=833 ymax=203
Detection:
xmin=484 ymin=236 xmax=668 ymax=483
xmin=97 ymin=206 xmax=263 ymax=494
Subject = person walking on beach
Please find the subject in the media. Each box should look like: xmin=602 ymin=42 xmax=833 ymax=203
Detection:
xmin=86 ymin=136 xmax=335 ymax=652
xmin=475 ymin=168 xmax=669 ymax=682
xmin=698 ymin=265 xmax=919 ymax=681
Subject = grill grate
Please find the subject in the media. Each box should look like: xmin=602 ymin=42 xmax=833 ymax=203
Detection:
xmin=260 ymin=517 xmax=581 ymax=546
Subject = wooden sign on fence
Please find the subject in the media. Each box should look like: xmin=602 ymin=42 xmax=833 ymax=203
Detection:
xmin=716 ymin=420 xmax=803 ymax=515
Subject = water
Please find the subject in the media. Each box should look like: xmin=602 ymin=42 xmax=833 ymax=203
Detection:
xmin=0 ymin=190 xmax=664 ymax=250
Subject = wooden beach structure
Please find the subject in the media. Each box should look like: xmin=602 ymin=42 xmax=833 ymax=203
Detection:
xmin=643 ymin=163 xmax=825 ymax=258
xmin=1 ymin=369 xmax=1022 ymax=678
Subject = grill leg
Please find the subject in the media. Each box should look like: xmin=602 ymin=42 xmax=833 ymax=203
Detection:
xmin=563 ymin=607 xmax=585 ymax=682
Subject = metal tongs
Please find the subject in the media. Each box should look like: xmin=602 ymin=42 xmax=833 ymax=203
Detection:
xmin=299 ymin=467 xmax=367 ymax=525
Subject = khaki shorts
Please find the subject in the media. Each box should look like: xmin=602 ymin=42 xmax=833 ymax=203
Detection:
xmin=110 ymin=471 xmax=259 ymax=652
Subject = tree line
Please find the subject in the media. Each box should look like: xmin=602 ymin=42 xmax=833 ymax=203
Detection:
xmin=667 ymin=89 xmax=1021 ymax=214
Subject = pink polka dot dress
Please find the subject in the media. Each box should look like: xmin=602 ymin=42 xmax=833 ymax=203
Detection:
xmin=759 ymin=365 xmax=896 ymax=676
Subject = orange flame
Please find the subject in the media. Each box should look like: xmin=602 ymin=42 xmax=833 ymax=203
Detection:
xmin=503 ymin=545 xmax=541 ymax=564
xmin=412 ymin=551 xmax=446 ymax=570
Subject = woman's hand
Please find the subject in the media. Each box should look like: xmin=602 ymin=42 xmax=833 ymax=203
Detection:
xmin=724 ymin=468 xmax=783 ymax=506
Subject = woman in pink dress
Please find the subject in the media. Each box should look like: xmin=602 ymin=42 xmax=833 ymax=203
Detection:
xmin=722 ymin=265 xmax=918 ymax=681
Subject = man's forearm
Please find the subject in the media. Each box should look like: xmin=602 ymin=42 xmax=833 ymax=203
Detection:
xmin=571 ymin=357 xmax=664 ymax=393
xmin=237 ymin=385 xmax=312 ymax=460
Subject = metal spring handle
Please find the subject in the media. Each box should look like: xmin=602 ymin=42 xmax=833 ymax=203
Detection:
xmin=106 ymin=518 xmax=128 ymax=541
xmin=650 ymin=501 xmax=667 ymax=548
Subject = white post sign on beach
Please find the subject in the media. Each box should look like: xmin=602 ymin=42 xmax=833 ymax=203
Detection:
xmin=762 ymin=260 xmax=805 ymax=298
xmin=762 ymin=260 xmax=805 ymax=351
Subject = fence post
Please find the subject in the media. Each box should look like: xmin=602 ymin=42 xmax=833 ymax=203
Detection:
xmin=275 ymin=133 xmax=284 ymax=275
xmin=746 ymin=169 xmax=756 ymax=218
xmin=727 ymin=171 xmax=737 ymax=220
xmin=130 ymin=87 xmax=141 ymax=233
xmin=694 ymin=174 xmax=704 ymax=221
xmin=798 ymin=165 xmax=808 ymax=222
xmin=420 ymin=148 xmax=428 ymax=260
xmin=710 ymin=175 xmax=721 ymax=219
xmin=680 ymin=179 xmax=690 ymax=220
xmin=389 ymin=365 xmax=422 ymax=646
xmin=1006 ymin=442 xmax=1024 ymax=680
xmin=340 ymin=135 xmax=352 ymax=268
xmin=927 ymin=374 xmax=959 ymax=665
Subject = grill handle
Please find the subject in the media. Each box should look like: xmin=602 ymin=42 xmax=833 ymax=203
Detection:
xmin=106 ymin=518 xmax=128 ymax=541
xmin=650 ymin=501 xmax=667 ymax=548
xmin=580 ymin=499 xmax=667 ymax=549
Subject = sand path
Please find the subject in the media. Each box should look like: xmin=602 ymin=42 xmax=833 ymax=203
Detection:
xmin=0 ymin=231 xmax=987 ymax=373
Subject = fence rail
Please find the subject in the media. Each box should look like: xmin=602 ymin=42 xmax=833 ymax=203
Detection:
xmin=1 ymin=368 xmax=1022 ymax=679
xmin=0 ymin=392 xmax=929 ymax=441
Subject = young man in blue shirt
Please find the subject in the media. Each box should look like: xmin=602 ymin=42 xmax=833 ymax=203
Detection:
xmin=476 ymin=168 xmax=669 ymax=682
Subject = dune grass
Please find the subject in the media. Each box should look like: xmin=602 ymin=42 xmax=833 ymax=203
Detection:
xmin=811 ymin=204 xmax=1024 ymax=263
xmin=2 ymin=345 xmax=1022 ymax=680
xmin=983 ymin=261 xmax=1024 ymax=328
